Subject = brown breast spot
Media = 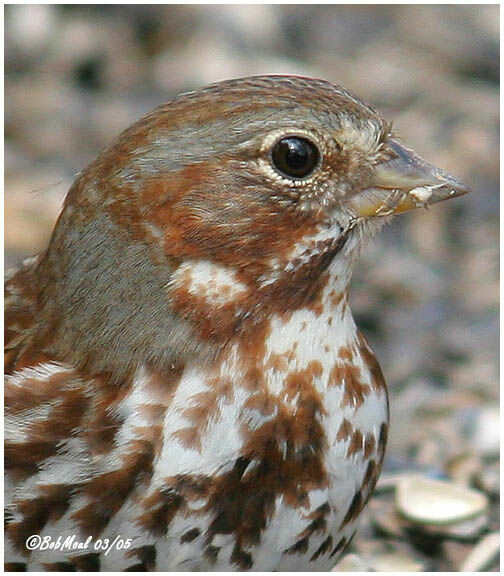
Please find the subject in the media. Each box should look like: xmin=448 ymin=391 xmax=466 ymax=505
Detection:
xmin=7 ymin=484 xmax=74 ymax=554
xmin=287 ymin=501 xmax=332 ymax=557
xmin=346 ymin=429 xmax=364 ymax=458
xmin=5 ymin=364 xmax=96 ymax=480
xmin=338 ymin=345 xmax=353 ymax=362
xmin=329 ymin=535 xmax=348 ymax=559
xmin=377 ymin=422 xmax=389 ymax=461
xmin=265 ymin=352 xmax=290 ymax=373
xmin=363 ymin=433 xmax=376 ymax=459
xmin=172 ymin=374 xmax=235 ymax=452
xmin=336 ymin=418 xmax=354 ymax=442
xmin=180 ymin=527 xmax=201 ymax=544
xmin=356 ymin=331 xmax=387 ymax=394
xmin=73 ymin=438 xmax=156 ymax=537
xmin=170 ymin=280 xmax=244 ymax=343
xmin=340 ymin=489 xmax=363 ymax=529
xmin=310 ymin=534 xmax=334 ymax=562
xmin=126 ymin=544 xmax=157 ymax=571
xmin=329 ymin=362 xmax=371 ymax=410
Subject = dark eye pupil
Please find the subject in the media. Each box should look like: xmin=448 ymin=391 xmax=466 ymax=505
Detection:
xmin=271 ymin=137 xmax=319 ymax=178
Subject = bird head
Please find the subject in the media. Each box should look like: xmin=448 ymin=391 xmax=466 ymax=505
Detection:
xmin=39 ymin=76 xmax=469 ymax=375
xmin=76 ymin=76 xmax=467 ymax=267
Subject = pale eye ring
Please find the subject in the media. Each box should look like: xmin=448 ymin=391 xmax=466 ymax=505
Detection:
xmin=270 ymin=136 xmax=320 ymax=179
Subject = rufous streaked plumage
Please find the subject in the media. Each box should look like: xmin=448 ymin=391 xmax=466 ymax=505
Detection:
xmin=5 ymin=76 xmax=469 ymax=571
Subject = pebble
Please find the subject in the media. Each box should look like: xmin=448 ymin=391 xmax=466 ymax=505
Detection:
xmin=419 ymin=513 xmax=488 ymax=540
xmin=332 ymin=553 xmax=371 ymax=572
xmin=460 ymin=532 xmax=500 ymax=572
xmin=396 ymin=476 xmax=488 ymax=526
xmin=470 ymin=405 xmax=500 ymax=457
xmin=373 ymin=550 xmax=425 ymax=572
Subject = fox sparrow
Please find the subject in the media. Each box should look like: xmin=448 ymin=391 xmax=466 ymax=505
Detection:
xmin=5 ymin=76 xmax=468 ymax=571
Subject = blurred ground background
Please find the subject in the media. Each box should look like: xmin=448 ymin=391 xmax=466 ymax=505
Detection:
xmin=5 ymin=5 xmax=499 ymax=572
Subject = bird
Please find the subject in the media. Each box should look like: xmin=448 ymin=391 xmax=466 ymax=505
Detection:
xmin=5 ymin=75 xmax=469 ymax=571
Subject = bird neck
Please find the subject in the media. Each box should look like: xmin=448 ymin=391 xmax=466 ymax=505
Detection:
xmin=32 ymin=205 xmax=362 ymax=384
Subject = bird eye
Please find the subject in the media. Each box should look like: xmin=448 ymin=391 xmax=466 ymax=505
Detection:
xmin=271 ymin=136 xmax=320 ymax=179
